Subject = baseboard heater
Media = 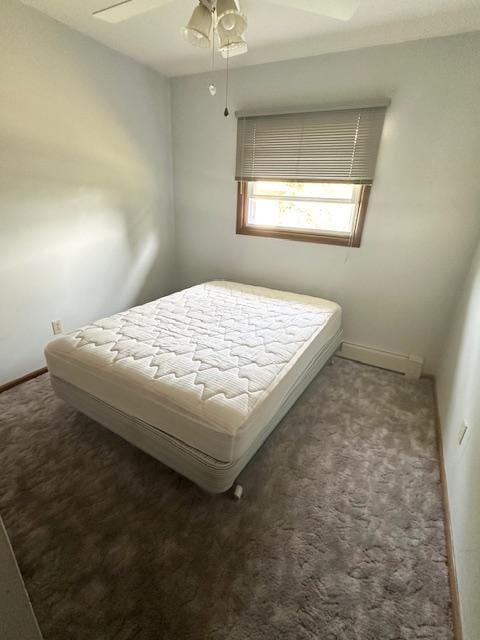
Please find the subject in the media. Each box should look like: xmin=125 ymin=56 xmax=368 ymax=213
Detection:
xmin=338 ymin=342 xmax=424 ymax=379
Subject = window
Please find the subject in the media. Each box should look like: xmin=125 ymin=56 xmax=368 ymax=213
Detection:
xmin=237 ymin=180 xmax=370 ymax=246
xmin=235 ymin=104 xmax=387 ymax=247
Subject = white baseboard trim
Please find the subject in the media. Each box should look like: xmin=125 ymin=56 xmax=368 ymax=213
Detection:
xmin=337 ymin=342 xmax=424 ymax=379
xmin=431 ymin=379 xmax=464 ymax=640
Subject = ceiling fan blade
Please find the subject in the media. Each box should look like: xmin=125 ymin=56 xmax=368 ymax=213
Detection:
xmin=266 ymin=0 xmax=360 ymax=21
xmin=92 ymin=0 xmax=176 ymax=23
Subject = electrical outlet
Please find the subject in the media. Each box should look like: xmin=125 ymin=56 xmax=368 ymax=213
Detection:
xmin=51 ymin=320 xmax=63 ymax=335
xmin=458 ymin=422 xmax=468 ymax=446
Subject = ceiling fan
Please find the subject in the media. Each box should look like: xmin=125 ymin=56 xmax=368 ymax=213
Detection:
xmin=93 ymin=0 xmax=360 ymax=59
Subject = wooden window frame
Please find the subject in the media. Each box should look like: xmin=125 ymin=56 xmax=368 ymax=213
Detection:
xmin=236 ymin=181 xmax=371 ymax=247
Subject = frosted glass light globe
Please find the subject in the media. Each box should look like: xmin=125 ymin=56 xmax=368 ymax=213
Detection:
xmin=208 ymin=84 xmax=217 ymax=96
xmin=221 ymin=13 xmax=236 ymax=30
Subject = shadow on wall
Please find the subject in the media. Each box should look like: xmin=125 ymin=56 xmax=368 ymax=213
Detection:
xmin=0 ymin=176 xmax=167 ymax=383
xmin=3 ymin=180 xmax=165 ymax=313
xmin=0 ymin=0 xmax=174 ymax=383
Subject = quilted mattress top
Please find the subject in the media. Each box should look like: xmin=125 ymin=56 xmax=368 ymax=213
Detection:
xmin=45 ymin=281 xmax=341 ymax=458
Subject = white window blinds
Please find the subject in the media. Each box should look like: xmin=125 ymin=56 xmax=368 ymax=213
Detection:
xmin=235 ymin=104 xmax=387 ymax=184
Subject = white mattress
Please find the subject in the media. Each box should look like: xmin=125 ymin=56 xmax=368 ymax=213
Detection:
xmin=45 ymin=281 xmax=342 ymax=462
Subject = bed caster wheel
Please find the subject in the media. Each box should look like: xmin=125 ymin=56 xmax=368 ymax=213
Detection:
xmin=233 ymin=484 xmax=243 ymax=500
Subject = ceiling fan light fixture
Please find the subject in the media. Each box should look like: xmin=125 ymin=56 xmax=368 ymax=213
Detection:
xmin=216 ymin=0 xmax=247 ymax=36
xmin=220 ymin=40 xmax=247 ymax=58
xmin=217 ymin=23 xmax=247 ymax=57
xmin=182 ymin=2 xmax=212 ymax=48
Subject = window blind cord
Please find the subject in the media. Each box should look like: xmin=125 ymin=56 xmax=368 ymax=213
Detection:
xmin=345 ymin=112 xmax=362 ymax=258
xmin=349 ymin=112 xmax=361 ymax=178
xmin=240 ymin=117 xmax=247 ymax=193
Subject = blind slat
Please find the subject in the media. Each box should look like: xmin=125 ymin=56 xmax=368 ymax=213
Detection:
xmin=235 ymin=106 xmax=387 ymax=183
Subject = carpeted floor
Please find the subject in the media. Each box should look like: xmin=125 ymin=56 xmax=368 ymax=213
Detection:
xmin=0 ymin=358 xmax=453 ymax=640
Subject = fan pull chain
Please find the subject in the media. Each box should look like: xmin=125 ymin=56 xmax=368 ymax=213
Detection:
xmin=208 ymin=6 xmax=217 ymax=96
xmin=224 ymin=46 xmax=230 ymax=117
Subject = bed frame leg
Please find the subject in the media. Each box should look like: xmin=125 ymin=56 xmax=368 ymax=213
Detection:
xmin=233 ymin=484 xmax=243 ymax=500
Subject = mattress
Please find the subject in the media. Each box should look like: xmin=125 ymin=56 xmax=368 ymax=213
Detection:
xmin=45 ymin=281 xmax=342 ymax=463
xmin=50 ymin=326 xmax=341 ymax=494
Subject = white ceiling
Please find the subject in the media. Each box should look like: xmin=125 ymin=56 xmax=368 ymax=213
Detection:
xmin=21 ymin=0 xmax=480 ymax=77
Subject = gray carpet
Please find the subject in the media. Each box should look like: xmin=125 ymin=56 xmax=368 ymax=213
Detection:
xmin=0 ymin=358 xmax=453 ymax=640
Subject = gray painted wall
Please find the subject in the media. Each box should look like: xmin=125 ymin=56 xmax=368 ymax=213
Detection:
xmin=0 ymin=0 xmax=175 ymax=384
xmin=437 ymin=233 xmax=480 ymax=640
xmin=171 ymin=33 xmax=480 ymax=373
